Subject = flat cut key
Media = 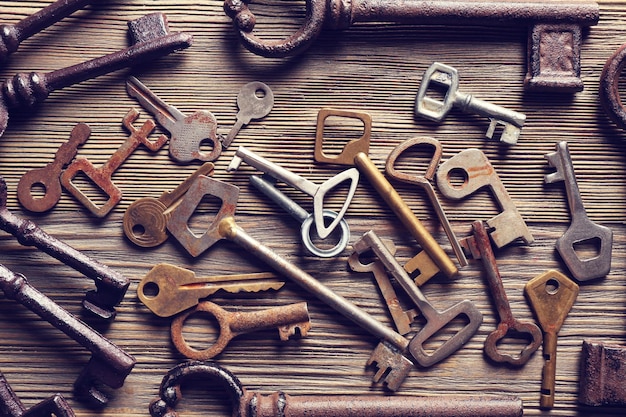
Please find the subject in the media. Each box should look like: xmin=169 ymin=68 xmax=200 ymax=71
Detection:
xmin=170 ymin=300 xmax=310 ymax=360
xmin=221 ymin=81 xmax=274 ymax=148
xmin=126 ymin=76 xmax=221 ymax=163
xmin=123 ymin=162 xmax=215 ymax=248
xmin=137 ymin=263 xmax=285 ymax=317
xmin=415 ymin=62 xmax=526 ymax=145
xmin=525 ymin=270 xmax=579 ymax=409
xmin=545 ymin=141 xmax=613 ymax=281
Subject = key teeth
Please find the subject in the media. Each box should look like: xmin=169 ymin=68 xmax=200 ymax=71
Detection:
xmin=367 ymin=341 xmax=413 ymax=391
xmin=278 ymin=321 xmax=311 ymax=341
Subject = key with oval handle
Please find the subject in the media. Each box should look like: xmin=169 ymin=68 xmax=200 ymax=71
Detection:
xmin=221 ymin=81 xmax=274 ymax=148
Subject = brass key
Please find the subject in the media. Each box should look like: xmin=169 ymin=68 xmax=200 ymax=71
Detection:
xmin=137 ymin=263 xmax=285 ymax=317
xmin=525 ymin=270 xmax=579 ymax=409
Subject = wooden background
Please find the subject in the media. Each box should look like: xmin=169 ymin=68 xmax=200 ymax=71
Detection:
xmin=0 ymin=0 xmax=625 ymax=416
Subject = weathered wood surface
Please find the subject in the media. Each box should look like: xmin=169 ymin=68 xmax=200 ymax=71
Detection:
xmin=0 ymin=0 xmax=626 ymax=416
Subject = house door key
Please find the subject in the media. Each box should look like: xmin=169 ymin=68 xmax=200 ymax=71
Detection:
xmin=221 ymin=81 xmax=274 ymax=148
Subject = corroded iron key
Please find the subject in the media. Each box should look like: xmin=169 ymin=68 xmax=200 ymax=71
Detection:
xmin=61 ymin=109 xmax=168 ymax=217
xmin=137 ymin=263 xmax=285 ymax=317
xmin=0 ymin=370 xmax=75 ymax=417
xmin=416 ymin=63 xmax=526 ymax=145
xmin=221 ymin=81 xmax=274 ymax=148
xmin=126 ymin=76 xmax=221 ymax=163
xmin=544 ymin=141 xmax=613 ymax=281
xmin=525 ymin=270 xmax=579 ymax=409
xmin=0 ymin=176 xmax=129 ymax=319
xmin=170 ymin=301 xmax=310 ymax=360
xmin=17 ymin=122 xmax=90 ymax=212
xmin=123 ymin=162 xmax=215 ymax=248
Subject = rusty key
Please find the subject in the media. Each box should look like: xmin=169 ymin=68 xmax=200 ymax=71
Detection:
xmin=61 ymin=109 xmax=168 ymax=217
xmin=0 ymin=176 xmax=129 ymax=319
xmin=221 ymin=81 xmax=274 ymax=148
xmin=17 ymin=122 xmax=90 ymax=212
xmin=0 ymin=370 xmax=75 ymax=417
xmin=525 ymin=270 xmax=579 ymax=409
xmin=468 ymin=220 xmax=542 ymax=366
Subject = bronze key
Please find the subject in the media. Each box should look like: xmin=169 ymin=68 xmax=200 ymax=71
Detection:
xmin=525 ymin=270 xmax=579 ymax=409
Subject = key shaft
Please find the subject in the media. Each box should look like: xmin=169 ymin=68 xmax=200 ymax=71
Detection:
xmin=126 ymin=76 xmax=185 ymax=130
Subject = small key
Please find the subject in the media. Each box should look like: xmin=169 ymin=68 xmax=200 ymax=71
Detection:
xmin=170 ymin=300 xmax=310 ymax=360
xmin=137 ymin=263 xmax=285 ymax=317
xmin=525 ymin=270 xmax=579 ymax=409
xmin=415 ymin=62 xmax=526 ymax=145
xmin=17 ymin=122 xmax=90 ymax=212
xmin=126 ymin=76 xmax=221 ymax=163
xmin=0 ymin=371 xmax=75 ymax=417
xmin=436 ymin=148 xmax=533 ymax=253
xmin=60 ymin=109 xmax=168 ymax=217
xmin=123 ymin=162 xmax=215 ymax=248
xmin=545 ymin=141 xmax=613 ymax=281
xmin=221 ymin=81 xmax=274 ymax=148
xmin=468 ymin=221 xmax=542 ymax=366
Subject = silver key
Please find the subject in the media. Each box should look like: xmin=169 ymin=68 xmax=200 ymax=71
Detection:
xmin=221 ymin=81 xmax=274 ymax=148
xmin=415 ymin=62 xmax=526 ymax=145
xmin=545 ymin=141 xmax=613 ymax=281
xmin=126 ymin=76 xmax=221 ymax=162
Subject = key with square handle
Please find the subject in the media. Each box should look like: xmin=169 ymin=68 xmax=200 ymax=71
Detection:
xmin=525 ymin=270 xmax=579 ymax=409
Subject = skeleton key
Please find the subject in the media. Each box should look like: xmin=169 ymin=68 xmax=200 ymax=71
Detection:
xmin=436 ymin=148 xmax=533 ymax=252
xmin=123 ymin=162 xmax=215 ymax=248
xmin=525 ymin=270 xmax=579 ymax=409
xmin=545 ymin=141 xmax=613 ymax=281
xmin=17 ymin=122 xmax=90 ymax=212
xmin=138 ymin=263 xmax=285 ymax=317
xmin=0 ymin=371 xmax=75 ymax=417
xmin=221 ymin=81 xmax=274 ymax=148
xmin=126 ymin=76 xmax=221 ymax=163
xmin=60 ymin=109 xmax=168 ymax=217
xmin=171 ymin=301 xmax=310 ymax=360
xmin=468 ymin=220 xmax=542 ymax=366
xmin=416 ymin=63 xmax=526 ymax=145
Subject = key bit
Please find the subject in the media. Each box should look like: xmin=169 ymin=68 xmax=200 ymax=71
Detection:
xmin=579 ymin=340 xmax=626 ymax=407
xmin=545 ymin=141 xmax=613 ymax=281
xmin=0 ymin=370 xmax=75 ymax=417
xmin=137 ymin=263 xmax=285 ymax=317
xmin=221 ymin=81 xmax=274 ymax=148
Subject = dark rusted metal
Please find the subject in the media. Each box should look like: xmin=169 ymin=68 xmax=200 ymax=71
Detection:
xmin=149 ymin=361 xmax=524 ymax=417
xmin=0 ymin=371 xmax=75 ymax=417
xmin=223 ymin=0 xmax=598 ymax=91
xmin=0 ymin=176 xmax=129 ymax=319
xmin=0 ymin=265 xmax=135 ymax=407
xmin=578 ymin=340 xmax=626 ymax=407
xmin=601 ymin=43 xmax=626 ymax=130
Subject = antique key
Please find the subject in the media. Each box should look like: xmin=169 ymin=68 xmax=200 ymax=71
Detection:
xmin=221 ymin=81 xmax=274 ymax=148
xmin=228 ymin=145 xmax=359 ymax=241
xmin=138 ymin=263 xmax=285 ymax=317
xmin=17 ymin=122 xmax=90 ymax=212
xmin=467 ymin=221 xmax=542 ymax=365
xmin=415 ymin=62 xmax=526 ymax=145
xmin=123 ymin=162 xmax=215 ymax=248
xmin=315 ymin=108 xmax=457 ymax=283
xmin=126 ymin=76 xmax=221 ymax=163
xmin=171 ymin=301 xmax=310 ymax=360
xmin=0 ymin=176 xmax=128 ymax=319
xmin=0 ymin=370 xmax=75 ymax=417
xmin=544 ymin=141 xmax=613 ymax=281
xmin=525 ymin=270 xmax=579 ymax=409
xmin=61 ymin=109 xmax=168 ymax=217
xmin=436 ymin=148 xmax=533 ymax=252
xmin=150 ymin=361 xmax=524 ymax=417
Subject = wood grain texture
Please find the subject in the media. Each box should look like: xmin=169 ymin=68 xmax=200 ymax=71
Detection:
xmin=0 ymin=0 xmax=625 ymax=416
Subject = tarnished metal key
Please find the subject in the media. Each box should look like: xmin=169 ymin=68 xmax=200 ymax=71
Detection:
xmin=171 ymin=301 xmax=310 ymax=360
xmin=545 ymin=141 xmax=613 ymax=281
xmin=228 ymin=145 xmax=359 ymax=241
xmin=123 ymin=162 xmax=215 ymax=247
xmin=578 ymin=340 xmax=626 ymax=407
xmin=436 ymin=148 xmax=533 ymax=252
xmin=150 ymin=361 xmax=524 ymax=417
xmin=17 ymin=122 xmax=90 ymax=212
xmin=416 ymin=62 xmax=526 ymax=145
xmin=525 ymin=270 xmax=579 ymax=409
xmin=126 ymin=76 xmax=221 ymax=163
xmin=467 ymin=221 xmax=542 ymax=366
xmin=0 ymin=176 xmax=129 ymax=319
xmin=137 ymin=263 xmax=285 ymax=317
xmin=0 ymin=370 xmax=75 ymax=417
xmin=61 ymin=109 xmax=168 ymax=217
xmin=221 ymin=81 xmax=274 ymax=148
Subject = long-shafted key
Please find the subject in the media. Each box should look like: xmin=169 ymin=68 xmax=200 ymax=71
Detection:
xmin=221 ymin=81 xmax=274 ymax=148
xmin=416 ymin=62 xmax=526 ymax=145
xmin=137 ymin=263 xmax=285 ymax=317
xmin=544 ymin=141 xmax=613 ymax=281
xmin=525 ymin=270 xmax=579 ymax=409
xmin=126 ymin=76 xmax=221 ymax=163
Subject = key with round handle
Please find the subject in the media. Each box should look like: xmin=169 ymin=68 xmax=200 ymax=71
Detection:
xmin=221 ymin=81 xmax=274 ymax=148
